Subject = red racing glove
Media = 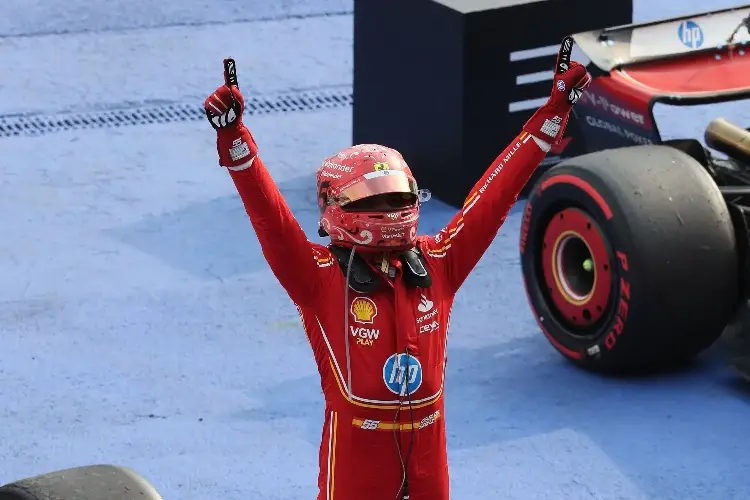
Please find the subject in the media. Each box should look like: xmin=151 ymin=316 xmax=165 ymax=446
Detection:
xmin=523 ymin=36 xmax=591 ymax=145
xmin=204 ymin=58 xmax=258 ymax=169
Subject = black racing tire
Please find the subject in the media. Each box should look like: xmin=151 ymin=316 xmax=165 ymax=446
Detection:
xmin=0 ymin=465 xmax=162 ymax=500
xmin=520 ymin=145 xmax=739 ymax=373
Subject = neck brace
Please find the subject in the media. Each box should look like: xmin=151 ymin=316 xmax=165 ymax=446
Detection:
xmin=329 ymin=245 xmax=432 ymax=293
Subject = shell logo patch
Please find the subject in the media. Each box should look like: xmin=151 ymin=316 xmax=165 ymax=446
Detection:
xmin=373 ymin=162 xmax=389 ymax=171
xmin=351 ymin=297 xmax=378 ymax=324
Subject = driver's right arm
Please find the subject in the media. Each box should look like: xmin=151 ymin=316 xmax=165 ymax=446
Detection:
xmin=227 ymin=156 xmax=330 ymax=307
xmin=204 ymin=62 xmax=330 ymax=307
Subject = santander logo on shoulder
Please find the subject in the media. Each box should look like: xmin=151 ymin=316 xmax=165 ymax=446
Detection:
xmin=416 ymin=294 xmax=439 ymax=331
xmin=417 ymin=294 xmax=433 ymax=313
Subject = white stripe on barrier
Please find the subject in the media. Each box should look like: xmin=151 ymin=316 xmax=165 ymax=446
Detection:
xmin=508 ymin=97 xmax=548 ymax=113
xmin=516 ymin=70 xmax=554 ymax=85
xmin=431 ymin=0 xmax=549 ymax=13
xmin=510 ymin=44 xmax=560 ymax=61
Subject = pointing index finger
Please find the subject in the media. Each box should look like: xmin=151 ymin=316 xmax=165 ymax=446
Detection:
xmin=556 ymin=36 xmax=574 ymax=74
xmin=224 ymin=58 xmax=239 ymax=88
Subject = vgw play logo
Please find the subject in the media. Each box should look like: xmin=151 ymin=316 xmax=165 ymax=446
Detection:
xmin=678 ymin=20 xmax=703 ymax=49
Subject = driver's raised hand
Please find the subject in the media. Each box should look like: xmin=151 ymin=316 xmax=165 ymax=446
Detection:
xmin=523 ymin=37 xmax=592 ymax=145
xmin=203 ymin=58 xmax=258 ymax=170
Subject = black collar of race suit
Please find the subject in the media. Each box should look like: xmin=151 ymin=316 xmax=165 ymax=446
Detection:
xmin=329 ymin=245 xmax=432 ymax=293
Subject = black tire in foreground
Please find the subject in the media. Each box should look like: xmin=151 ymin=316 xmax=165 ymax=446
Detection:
xmin=0 ymin=465 xmax=162 ymax=500
xmin=520 ymin=145 xmax=740 ymax=373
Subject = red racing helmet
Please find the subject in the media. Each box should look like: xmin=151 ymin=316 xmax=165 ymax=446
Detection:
xmin=316 ymin=144 xmax=421 ymax=252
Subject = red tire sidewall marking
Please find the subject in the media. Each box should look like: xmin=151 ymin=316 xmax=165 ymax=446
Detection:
xmin=541 ymin=174 xmax=613 ymax=220
xmin=601 ymin=250 xmax=632 ymax=353
xmin=541 ymin=208 xmax=612 ymax=328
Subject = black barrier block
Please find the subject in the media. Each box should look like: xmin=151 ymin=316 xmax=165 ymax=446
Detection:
xmin=353 ymin=0 xmax=633 ymax=207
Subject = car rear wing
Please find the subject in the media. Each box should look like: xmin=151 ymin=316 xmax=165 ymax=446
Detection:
xmin=573 ymin=4 xmax=750 ymax=72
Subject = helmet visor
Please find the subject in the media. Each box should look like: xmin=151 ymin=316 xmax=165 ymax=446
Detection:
xmin=336 ymin=170 xmax=418 ymax=207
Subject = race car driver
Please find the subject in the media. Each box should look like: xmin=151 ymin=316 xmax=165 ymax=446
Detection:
xmin=204 ymin=39 xmax=590 ymax=500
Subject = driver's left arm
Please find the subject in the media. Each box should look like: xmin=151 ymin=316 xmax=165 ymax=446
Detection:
xmin=422 ymin=36 xmax=591 ymax=294
xmin=422 ymin=132 xmax=549 ymax=293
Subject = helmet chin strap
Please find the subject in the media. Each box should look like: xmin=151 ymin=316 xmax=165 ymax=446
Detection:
xmin=342 ymin=247 xmax=393 ymax=279
xmin=379 ymin=251 xmax=391 ymax=276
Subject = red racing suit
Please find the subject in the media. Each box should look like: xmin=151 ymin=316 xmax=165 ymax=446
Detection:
xmin=228 ymin=131 xmax=547 ymax=499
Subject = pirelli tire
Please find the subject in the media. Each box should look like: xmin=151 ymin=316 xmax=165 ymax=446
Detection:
xmin=0 ymin=465 xmax=163 ymax=500
xmin=519 ymin=145 xmax=739 ymax=373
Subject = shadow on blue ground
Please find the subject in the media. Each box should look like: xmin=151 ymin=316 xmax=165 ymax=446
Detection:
xmin=106 ymin=173 xmax=466 ymax=279
xmin=229 ymin=322 xmax=749 ymax=499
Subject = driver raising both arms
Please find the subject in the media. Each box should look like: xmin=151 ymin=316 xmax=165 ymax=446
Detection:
xmin=203 ymin=38 xmax=590 ymax=500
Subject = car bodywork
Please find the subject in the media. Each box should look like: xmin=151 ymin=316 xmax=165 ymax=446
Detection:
xmin=563 ymin=4 xmax=750 ymax=157
xmin=549 ymin=5 xmax=750 ymax=377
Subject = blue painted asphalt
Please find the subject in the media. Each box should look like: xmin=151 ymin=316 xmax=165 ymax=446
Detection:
xmin=1 ymin=1 xmax=749 ymax=498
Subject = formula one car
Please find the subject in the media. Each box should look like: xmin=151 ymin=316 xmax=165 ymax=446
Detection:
xmin=520 ymin=5 xmax=750 ymax=375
